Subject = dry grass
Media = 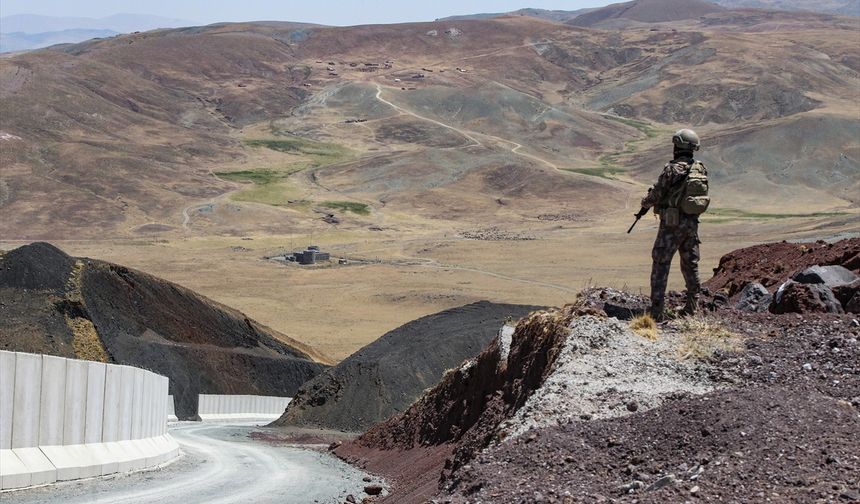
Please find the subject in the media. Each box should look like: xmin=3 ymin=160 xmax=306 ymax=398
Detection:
xmin=66 ymin=315 xmax=109 ymax=362
xmin=676 ymin=315 xmax=742 ymax=360
xmin=630 ymin=314 xmax=658 ymax=340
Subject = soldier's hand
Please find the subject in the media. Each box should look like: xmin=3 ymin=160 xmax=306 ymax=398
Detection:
xmin=635 ymin=207 xmax=649 ymax=218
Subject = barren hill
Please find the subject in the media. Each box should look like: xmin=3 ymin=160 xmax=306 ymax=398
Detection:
xmin=570 ymin=0 xmax=725 ymax=27
xmin=273 ymin=301 xmax=542 ymax=432
xmin=0 ymin=242 xmax=330 ymax=418
xmin=0 ymin=13 xmax=857 ymax=239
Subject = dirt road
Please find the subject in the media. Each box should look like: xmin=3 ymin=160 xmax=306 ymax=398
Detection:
xmin=5 ymin=422 xmax=377 ymax=504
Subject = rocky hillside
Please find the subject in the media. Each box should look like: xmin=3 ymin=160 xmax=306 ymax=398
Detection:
xmin=1 ymin=11 xmax=857 ymax=239
xmin=335 ymin=238 xmax=860 ymax=502
xmin=272 ymin=301 xmax=542 ymax=432
xmin=569 ymin=0 xmax=725 ymax=27
xmin=0 ymin=242 xmax=329 ymax=418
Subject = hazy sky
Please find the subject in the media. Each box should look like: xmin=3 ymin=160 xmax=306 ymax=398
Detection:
xmin=0 ymin=1 xmax=610 ymax=26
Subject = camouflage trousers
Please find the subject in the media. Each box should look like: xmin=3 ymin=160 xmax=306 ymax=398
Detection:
xmin=650 ymin=215 xmax=700 ymax=311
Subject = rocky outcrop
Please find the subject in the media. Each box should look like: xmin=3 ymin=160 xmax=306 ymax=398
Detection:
xmin=735 ymin=282 xmax=772 ymax=313
xmin=770 ymin=264 xmax=859 ymax=315
xmin=705 ymin=238 xmax=860 ymax=301
xmin=771 ymin=280 xmax=844 ymax=314
xmin=336 ymin=303 xmax=721 ymax=501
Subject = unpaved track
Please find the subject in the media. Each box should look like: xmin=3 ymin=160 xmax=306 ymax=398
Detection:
xmin=5 ymin=422 xmax=374 ymax=504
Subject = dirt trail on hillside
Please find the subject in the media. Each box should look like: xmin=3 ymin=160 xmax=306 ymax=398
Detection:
xmin=374 ymin=84 xmax=565 ymax=171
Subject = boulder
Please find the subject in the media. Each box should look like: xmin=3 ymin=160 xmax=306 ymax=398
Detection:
xmin=832 ymin=278 xmax=860 ymax=307
xmin=770 ymin=280 xmax=844 ymax=314
xmin=735 ymin=282 xmax=772 ymax=312
xmin=846 ymin=292 xmax=860 ymax=314
xmin=792 ymin=265 xmax=859 ymax=288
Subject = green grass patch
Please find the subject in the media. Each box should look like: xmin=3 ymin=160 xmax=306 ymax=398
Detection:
xmin=322 ymin=201 xmax=371 ymax=215
xmin=215 ymin=169 xmax=287 ymax=185
xmin=603 ymin=114 xmax=661 ymax=139
xmin=244 ymin=136 xmax=352 ymax=170
xmin=564 ymin=115 xmax=666 ymax=180
xmin=705 ymin=208 xmax=847 ymax=220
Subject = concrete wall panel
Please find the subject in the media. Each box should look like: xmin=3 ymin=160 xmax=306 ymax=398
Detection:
xmin=85 ymin=362 xmax=106 ymax=444
xmin=101 ymin=364 xmax=122 ymax=443
xmin=63 ymin=360 xmax=89 ymax=446
xmin=0 ymin=351 xmax=15 ymax=450
xmin=39 ymin=355 xmax=67 ymax=447
xmin=130 ymin=368 xmax=144 ymax=440
xmin=12 ymin=353 xmax=42 ymax=448
xmin=117 ymin=366 xmax=135 ymax=441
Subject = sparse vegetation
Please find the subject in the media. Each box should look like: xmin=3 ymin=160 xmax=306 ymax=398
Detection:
xmin=216 ymin=169 xmax=291 ymax=185
xmin=630 ymin=314 xmax=658 ymax=340
xmin=66 ymin=315 xmax=109 ymax=362
xmin=223 ymin=136 xmax=353 ymax=208
xmin=564 ymin=115 xmax=667 ymax=180
xmin=603 ymin=114 xmax=660 ymax=139
xmin=322 ymin=201 xmax=371 ymax=215
xmin=704 ymin=208 xmax=847 ymax=221
xmin=676 ymin=315 xmax=742 ymax=360
xmin=244 ymin=136 xmax=352 ymax=168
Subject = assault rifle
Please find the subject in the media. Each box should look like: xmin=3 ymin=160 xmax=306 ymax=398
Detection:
xmin=627 ymin=206 xmax=649 ymax=234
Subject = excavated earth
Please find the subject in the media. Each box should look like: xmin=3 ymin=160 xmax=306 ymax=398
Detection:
xmin=273 ymin=301 xmax=542 ymax=433
xmin=0 ymin=242 xmax=328 ymax=418
xmin=704 ymin=237 xmax=860 ymax=301
xmin=336 ymin=238 xmax=860 ymax=503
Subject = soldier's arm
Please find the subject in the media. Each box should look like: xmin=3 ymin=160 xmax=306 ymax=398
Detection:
xmin=640 ymin=165 xmax=672 ymax=209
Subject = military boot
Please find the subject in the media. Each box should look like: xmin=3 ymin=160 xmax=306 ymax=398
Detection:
xmin=681 ymin=291 xmax=699 ymax=316
xmin=649 ymin=303 xmax=665 ymax=322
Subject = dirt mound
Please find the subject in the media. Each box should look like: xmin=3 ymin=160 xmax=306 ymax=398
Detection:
xmin=0 ymin=242 xmax=328 ymax=418
xmin=442 ymin=312 xmax=860 ymax=502
xmin=704 ymin=237 xmax=860 ymax=300
xmin=272 ymin=301 xmax=541 ymax=433
xmin=569 ymin=0 xmax=724 ymax=27
xmin=335 ymin=308 xmax=573 ymax=499
xmin=0 ymin=241 xmax=76 ymax=291
xmin=448 ymin=385 xmax=858 ymax=502
xmin=336 ymin=303 xmax=725 ymax=501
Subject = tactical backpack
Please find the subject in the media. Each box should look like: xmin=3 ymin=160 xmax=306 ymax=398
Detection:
xmin=669 ymin=160 xmax=710 ymax=215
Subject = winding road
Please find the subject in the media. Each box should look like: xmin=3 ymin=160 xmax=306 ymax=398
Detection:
xmin=6 ymin=422 xmax=375 ymax=504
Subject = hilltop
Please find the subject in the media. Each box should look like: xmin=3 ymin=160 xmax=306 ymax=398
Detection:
xmin=569 ymin=0 xmax=725 ymax=27
xmin=0 ymin=242 xmax=330 ymax=418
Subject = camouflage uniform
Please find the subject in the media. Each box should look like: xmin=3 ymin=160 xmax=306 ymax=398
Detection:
xmin=641 ymin=156 xmax=704 ymax=318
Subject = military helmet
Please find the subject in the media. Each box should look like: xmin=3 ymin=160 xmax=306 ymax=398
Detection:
xmin=672 ymin=129 xmax=700 ymax=151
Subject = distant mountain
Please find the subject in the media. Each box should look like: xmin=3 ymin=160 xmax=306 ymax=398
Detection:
xmin=0 ymin=13 xmax=194 ymax=34
xmin=437 ymin=7 xmax=596 ymax=22
xmin=439 ymin=0 xmax=858 ymax=22
xmin=710 ymin=0 xmax=859 ymax=16
xmin=568 ymin=0 xmax=725 ymax=27
xmin=0 ymin=29 xmax=119 ymax=53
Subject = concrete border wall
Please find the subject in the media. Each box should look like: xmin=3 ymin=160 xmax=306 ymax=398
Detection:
xmin=0 ymin=351 xmax=180 ymax=490
xmin=197 ymin=394 xmax=291 ymax=421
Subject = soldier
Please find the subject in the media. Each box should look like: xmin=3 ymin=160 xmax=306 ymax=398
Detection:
xmin=636 ymin=129 xmax=708 ymax=321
